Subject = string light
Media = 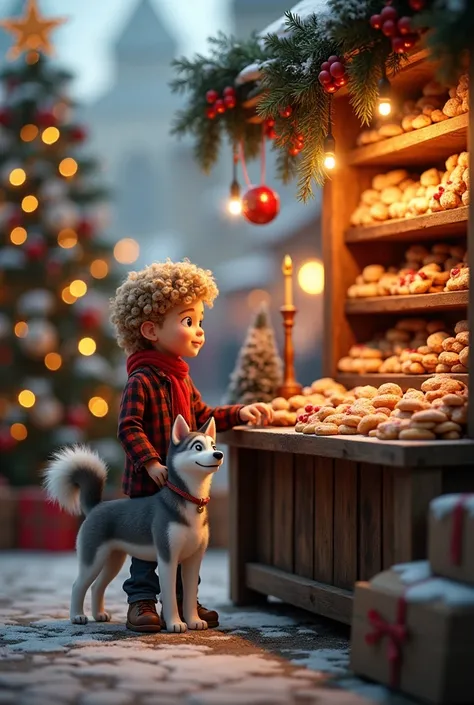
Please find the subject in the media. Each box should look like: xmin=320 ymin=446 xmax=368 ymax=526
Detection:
xmin=377 ymin=66 xmax=392 ymax=117
xmin=57 ymin=228 xmax=77 ymax=248
xmin=78 ymin=337 xmax=96 ymax=356
xmin=10 ymin=227 xmax=27 ymax=245
xmin=42 ymin=126 xmax=60 ymax=144
xmin=9 ymin=168 xmax=26 ymax=186
xmin=18 ymin=389 xmax=35 ymax=408
xmin=69 ymin=279 xmax=87 ymax=298
xmin=61 ymin=286 xmax=77 ymax=304
xmin=90 ymin=259 xmax=108 ymax=279
xmin=323 ymin=97 xmax=336 ymax=170
xmin=114 ymin=238 xmax=139 ymax=264
xmin=88 ymin=396 xmax=108 ymax=418
xmin=58 ymin=157 xmax=78 ymax=178
xmin=14 ymin=321 xmax=28 ymax=338
xmin=44 ymin=352 xmax=62 ymax=370
xmin=227 ymin=145 xmax=242 ymax=216
xmin=21 ymin=195 xmax=38 ymax=212
xmin=10 ymin=423 xmax=27 ymax=441
xmin=20 ymin=124 xmax=38 ymax=142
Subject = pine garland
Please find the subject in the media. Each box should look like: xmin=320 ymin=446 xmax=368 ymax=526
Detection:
xmin=170 ymin=33 xmax=268 ymax=173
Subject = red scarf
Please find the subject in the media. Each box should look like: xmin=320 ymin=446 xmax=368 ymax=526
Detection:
xmin=126 ymin=350 xmax=191 ymax=424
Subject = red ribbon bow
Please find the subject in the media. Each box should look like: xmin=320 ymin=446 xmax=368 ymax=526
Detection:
xmin=365 ymin=599 xmax=408 ymax=688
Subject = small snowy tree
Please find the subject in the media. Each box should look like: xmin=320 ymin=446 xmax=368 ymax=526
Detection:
xmin=225 ymin=302 xmax=283 ymax=404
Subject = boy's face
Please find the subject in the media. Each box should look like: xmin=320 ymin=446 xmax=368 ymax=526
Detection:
xmin=140 ymin=299 xmax=205 ymax=358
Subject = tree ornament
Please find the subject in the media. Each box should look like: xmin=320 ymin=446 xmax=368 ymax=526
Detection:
xmin=224 ymin=94 xmax=236 ymax=109
xmin=397 ymin=17 xmax=412 ymax=35
xmin=0 ymin=0 xmax=67 ymax=60
xmin=318 ymin=70 xmax=332 ymax=85
xmin=79 ymin=309 xmax=102 ymax=329
xmin=329 ymin=61 xmax=345 ymax=78
xmin=223 ymin=86 xmax=236 ymax=98
xmin=206 ymin=89 xmax=218 ymax=104
xmin=242 ymin=185 xmax=280 ymax=225
xmin=279 ymin=106 xmax=293 ymax=118
xmin=327 ymin=55 xmax=339 ymax=64
xmin=65 ymin=404 xmax=89 ymax=429
xmin=392 ymin=36 xmax=406 ymax=53
xmin=409 ymin=0 xmax=426 ymax=10
xmin=382 ymin=20 xmax=397 ymax=36
xmin=323 ymin=98 xmax=336 ymax=171
xmin=206 ymin=105 xmax=217 ymax=119
xmin=380 ymin=5 xmax=398 ymax=21
xmin=215 ymin=99 xmax=226 ymax=114
xmin=370 ymin=14 xmax=382 ymax=29
xmin=377 ymin=69 xmax=392 ymax=116
xmin=403 ymin=34 xmax=418 ymax=49
xmin=320 ymin=61 xmax=331 ymax=71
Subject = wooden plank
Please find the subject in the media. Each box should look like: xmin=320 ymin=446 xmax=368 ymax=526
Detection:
xmin=246 ymin=562 xmax=353 ymax=625
xmin=313 ymin=457 xmax=334 ymax=584
xmin=229 ymin=447 xmax=266 ymax=605
xmin=346 ymin=113 xmax=468 ymax=167
xmin=468 ymin=51 xmax=474 ymax=440
xmin=219 ymin=428 xmax=474 ymax=467
xmin=392 ymin=468 xmax=443 ymax=563
xmin=358 ymin=463 xmax=382 ymax=580
xmin=345 ymin=290 xmax=468 ymax=315
xmin=294 ymin=455 xmax=314 ymax=579
xmin=272 ymin=452 xmax=294 ymax=573
xmin=256 ymin=450 xmax=273 ymax=565
xmin=336 ymin=373 xmax=468 ymax=393
xmin=345 ymin=206 xmax=468 ymax=244
xmin=382 ymin=467 xmax=395 ymax=570
xmin=333 ymin=459 xmax=358 ymax=590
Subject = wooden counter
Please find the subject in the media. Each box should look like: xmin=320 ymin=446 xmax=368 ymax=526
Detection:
xmin=220 ymin=427 xmax=474 ymax=624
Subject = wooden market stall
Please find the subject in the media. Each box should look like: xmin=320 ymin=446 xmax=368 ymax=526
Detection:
xmin=221 ymin=49 xmax=474 ymax=625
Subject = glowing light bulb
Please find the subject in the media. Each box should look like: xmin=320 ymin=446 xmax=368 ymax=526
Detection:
xmin=44 ymin=352 xmax=62 ymax=370
xmin=61 ymin=286 xmax=77 ymax=304
xmin=78 ymin=337 xmax=96 ymax=356
xmin=114 ymin=238 xmax=139 ymax=264
xmin=69 ymin=279 xmax=87 ymax=298
xmin=228 ymin=197 xmax=242 ymax=215
xmin=18 ymin=389 xmax=35 ymax=408
xmin=21 ymin=195 xmax=38 ymax=213
xmin=57 ymin=228 xmax=77 ymax=248
xmin=378 ymin=100 xmax=392 ymax=116
xmin=59 ymin=157 xmax=78 ymax=178
xmin=10 ymin=423 xmax=27 ymax=441
xmin=298 ymin=260 xmax=325 ymax=295
xmin=42 ymin=127 xmax=60 ymax=145
xmin=88 ymin=396 xmax=109 ymax=418
xmin=324 ymin=153 xmax=336 ymax=170
xmin=14 ymin=321 xmax=28 ymax=338
xmin=10 ymin=227 xmax=27 ymax=245
xmin=377 ymin=75 xmax=392 ymax=118
xmin=9 ymin=168 xmax=26 ymax=186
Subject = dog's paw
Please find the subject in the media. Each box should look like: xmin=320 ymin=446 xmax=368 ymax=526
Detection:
xmin=71 ymin=614 xmax=88 ymax=625
xmin=186 ymin=618 xmax=208 ymax=631
xmin=167 ymin=620 xmax=187 ymax=633
xmin=93 ymin=611 xmax=111 ymax=622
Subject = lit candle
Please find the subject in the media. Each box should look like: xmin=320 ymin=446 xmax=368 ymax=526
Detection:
xmin=282 ymin=254 xmax=293 ymax=307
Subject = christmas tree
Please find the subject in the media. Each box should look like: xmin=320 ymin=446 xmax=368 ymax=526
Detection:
xmin=0 ymin=49 xmax=124 ymax=485
xmin=225 ymin=302 xmax=283 ymax=405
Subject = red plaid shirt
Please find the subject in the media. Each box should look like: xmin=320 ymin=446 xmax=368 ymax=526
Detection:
xmin=118 ymin=365 xmax=244 ymax=497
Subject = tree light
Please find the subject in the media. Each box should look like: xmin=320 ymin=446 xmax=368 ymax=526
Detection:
xmin=44 ymin=352 xmax=62 ymax=370
xmin=10 ymin=227 xmax=27 ymax=245
xmin=88 ymin=396 xmax=109 ymax=418
xmin=14 ymin=321 xmax=28 ymax=338
xmin=20 ymin=124 xmax=38 ymax=142
xmin=78 ymin=337 xmax=96 ymax=356
xmin=21 ymin=195 xmax=38 ymax=212
xmin=69 ymin=279 xmax=87 ymax=298
xmin=59 ymin=157 xmax=78 ymax=178
xmin=18 ymin=389 xmax=35 ymax=408
xmin=10 ymin=423 xmax=27 ymax=441
xmin=61 ymin=286 xmax=77 ymax=304
xmin=9 ymin=168 xmax=26 ymax=186
xmin=323 ymin=133 xmax=336 ymax=171
xmin=377 ymin=74 xmax=392 ymax=117
xmin=324 ymin=153 xmax=336 ymax=170
xmin=298 ymin=260 xmax=325 ymax=295
xmin=42 ymin=127 xmax=60 ymax=145
xmin=227 ymin=179 xmax=242 ymax=216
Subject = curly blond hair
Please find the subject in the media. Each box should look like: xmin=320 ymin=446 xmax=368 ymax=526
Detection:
xmin=110 ymin=259 xmax=219 ymax=354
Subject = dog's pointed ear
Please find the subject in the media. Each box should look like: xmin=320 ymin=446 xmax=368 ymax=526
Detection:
xmin=199 ymin=416 xmax=216 ymax=442
xmin=171 ymin=415 xmax=190 ymax=445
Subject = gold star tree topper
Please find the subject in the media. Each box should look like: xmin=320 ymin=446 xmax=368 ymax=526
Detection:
xmin=0 ymin=0 xmax=67 ymax=60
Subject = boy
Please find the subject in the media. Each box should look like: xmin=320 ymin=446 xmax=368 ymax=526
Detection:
xmin=110 ymin=259 xmax=273 ymax=632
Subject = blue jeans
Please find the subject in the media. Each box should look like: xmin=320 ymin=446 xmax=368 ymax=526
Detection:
xmin=123 ymin=558 xmax=201 ymax=604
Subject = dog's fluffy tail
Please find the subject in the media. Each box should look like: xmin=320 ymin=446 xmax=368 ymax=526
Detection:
xmin=43 ymin=445 xmax=107 ymax=516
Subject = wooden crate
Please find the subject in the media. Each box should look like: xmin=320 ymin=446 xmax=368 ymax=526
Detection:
xmin=224 ymin=49 xmax=474 ymax=622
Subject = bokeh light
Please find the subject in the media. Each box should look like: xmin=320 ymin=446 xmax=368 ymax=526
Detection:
xmin=114 ymin=238 xmax=139 ymax=264
xmin=298 ymin=260 xmax=325 ymax=295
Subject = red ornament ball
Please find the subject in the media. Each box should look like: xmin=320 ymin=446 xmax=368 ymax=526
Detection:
xmin=242 ymin=185 xmax=280 ymax=225
xmin=324 ymin=83 xmax=337 ymax=94
xmin=397 ymin=16 xmax=412 ymax=35
xmin=288 ymin=146 xmax=301 ymax=157
xmin=404 ymin=33 xmax=418 ymax=49
xmin=279 ymin=105 xmax=293 ymax=118
xmin=409 ymin=0 xmax=426 ymax=10
xmin=206 ymin=89 xmax=218 ymax=104
xmin=392 ymin=36 xmax=406 ymax=53
xmin=223 ymin=86 xmax=236 ymax=98
xmin=206 ymin=105 xmax=217 ymax=119
xmin=215 ymin=99 xmax=226 ymax=114
xmin=380 ymin=5 xmax=398 ymax=21
xmin=321 ymin=61 xmax=331 ymax=71
xmin=65 ymin=405 xmax=89 ymax=429
xmin=265 ymin=118 xmax=275 ymax=128
xmin=265 ymin=127 xmax=277 ymax=140
xmin=335 ymin=75 xmax=348 ymax=87
xmin=329 ymin=61 xmax=345 ymax=78
xmin=318 ymin=70 xmax=332 ymax=85
xmin=79 ymin=309 xmax=102 ymax=329
xmin=327 ymin=55 xmax=339 ymax=64
xmin=370 ymin=14 xmax=382 ymax=29
xmin=382 ymin=19 xmax=397 ymax=36
xmin=224 ymin=95 xmax=236 ymax=109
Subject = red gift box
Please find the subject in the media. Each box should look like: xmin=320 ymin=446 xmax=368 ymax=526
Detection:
xmin=17 ymin=487 xmax=80 ymax=551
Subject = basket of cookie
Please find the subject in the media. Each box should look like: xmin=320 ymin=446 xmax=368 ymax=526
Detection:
xmin=294 ymin=375 xmax=468 ymax=442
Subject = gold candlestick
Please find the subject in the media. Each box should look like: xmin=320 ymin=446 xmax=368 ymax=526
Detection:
xmin=277 ymin=255 xmax=302 ymax=399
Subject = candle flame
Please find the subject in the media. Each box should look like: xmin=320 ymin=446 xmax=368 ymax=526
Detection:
xmin=282 ymin=254 xmax=292 ymax=274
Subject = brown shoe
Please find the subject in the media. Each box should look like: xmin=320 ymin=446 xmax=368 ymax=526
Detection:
xmin=160 ymin=600 xmax=219 ymax=629
xmin=126 ymin=600 xmax=162 ymax=633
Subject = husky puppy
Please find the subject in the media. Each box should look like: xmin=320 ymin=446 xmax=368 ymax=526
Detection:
xmin=43 ymin=415 xmax=223 ymax=633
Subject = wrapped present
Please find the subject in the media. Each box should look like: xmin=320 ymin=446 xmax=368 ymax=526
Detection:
xmin=17 ymin=486 xmax=80 ymax=551
xmin=429 ymin=494 xmax=474 ymax=585
xmin=351 ymin=561 xmax=474 ymax=705
xmin=0 ymin=485 xmax=18 ymax=549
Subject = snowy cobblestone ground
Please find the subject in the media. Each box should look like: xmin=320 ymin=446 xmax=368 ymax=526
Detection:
xmin=0 ymin=550 xmax=417 ymax=705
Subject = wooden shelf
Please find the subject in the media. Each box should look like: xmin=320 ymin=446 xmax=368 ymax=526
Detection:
xmin=220 ymin=427 xmax=474 ymax=468
xmin=336 ymin=372 xmax=468 ymax=392
xmin=345 ymin=206 xmax=468 ymax=244
xmin=346 ymin=113 xmax=468 ymax=168
xmin=345 ymin=290 xmax=468 ymax=315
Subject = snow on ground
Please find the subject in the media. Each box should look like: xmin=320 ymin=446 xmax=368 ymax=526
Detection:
xmin=0 ymin=550 xmax=417 ymax=704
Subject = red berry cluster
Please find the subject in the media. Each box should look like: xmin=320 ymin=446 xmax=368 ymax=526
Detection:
xmin=264 ymin=117 xmax=277 ymax=140
xmin=297 ymin=404 xmax=321 ymax=424
xmin=318 ymin=56 xmax=348 ymax=94
xmin=205 ymin=86 xmax=236 ymax=119
xmin=370 ymin=4 xmax=420 ymax=54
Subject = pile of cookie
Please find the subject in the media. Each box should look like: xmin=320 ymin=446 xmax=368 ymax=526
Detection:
xmin=347 ymin=242 xmax=468 ymax=298
xmin=350 ymin=152 xmax=469 ymax=227
xmin=337 ymin=318 xmax=470 ymax=375
xmin=356 ymin=74 xmax=469 ymax=147
xmin=294 ymin=376 xmax=468 ymax=442
xmin=270 ymin=378 xmax=349 ymax=427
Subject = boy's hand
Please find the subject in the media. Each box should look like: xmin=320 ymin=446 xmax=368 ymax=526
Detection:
xmin=145 ymin=460 xmax=168 ymax=488
xmin=239 ymin=403 xmax=274 ymax=426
